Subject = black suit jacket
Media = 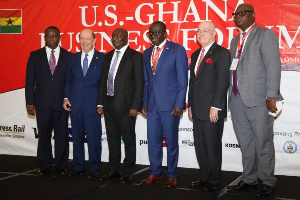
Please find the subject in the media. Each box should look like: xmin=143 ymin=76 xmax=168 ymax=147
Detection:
xmin=97 ymin=47 xmax=144 ymax=114
xmin=25 ymin=47 xmax=71 ymax=111
xmin=188 ymin=42 xmax=231 ymax=120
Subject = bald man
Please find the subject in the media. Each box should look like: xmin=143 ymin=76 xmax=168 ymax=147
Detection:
xmin=227 ymin=4 xmax=282 ymax=197
xmin=188 ymin=21 xmax=231 ymax=192
xmin=63 ymin=29 xmax=104 ymax=178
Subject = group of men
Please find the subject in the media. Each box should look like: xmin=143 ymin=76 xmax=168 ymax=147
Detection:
xmin=25 ymin=3 xmax=282 ymax=198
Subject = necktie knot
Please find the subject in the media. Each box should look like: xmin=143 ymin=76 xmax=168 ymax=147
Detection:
xmin=51 ymin=50 xmax=55 ymax=53
xmin=85 ymin=54 xmax=88 ymax=59
xmin=242 ymin=32 xmax=246 ymax=38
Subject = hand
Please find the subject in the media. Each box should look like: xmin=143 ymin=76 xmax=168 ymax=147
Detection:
xmin=141 ymin=106 xmax=147 ymax=116
xmin=188 ymin=107 xmax=193 ymax=121
xmin=97 ymin=107 xmax=104 ymax=115
xmin=209 ymin=108 xmax=219 ymax=123
xmin=27 ymin=105 xmax=36 ymax=116
xmin=129 ymin=109 xmax=138 ymax=117
xmin=266 ymin=98 xmax=277 ymax=113
xmin=63 ymin=99 xmax=71 ymax=111
xmin=171 ymin=106 xmax=183 ymax=117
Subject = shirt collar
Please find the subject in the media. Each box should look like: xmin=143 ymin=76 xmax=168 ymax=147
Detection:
xmin=115 ymin=44 xmax=128 ymax=54
xmin=45 ymin=45 xmax=60 ymax=53
xmin=155 ymin=39 xmax=167 ymax=49
xmin=202 ymin=41 xmax=215 ymax=53
xmin=83 ymin=49 xmax=95 ymax=58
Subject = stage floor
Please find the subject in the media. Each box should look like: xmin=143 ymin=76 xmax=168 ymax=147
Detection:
xmin=0 ymin=155 xmax=299 ymax=200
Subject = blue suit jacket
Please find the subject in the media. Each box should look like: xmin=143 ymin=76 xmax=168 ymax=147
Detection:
xmin=65 ymin=50 xmax=104 ymax=115
xmin=143 ymin=40 xmax=188 ymax=112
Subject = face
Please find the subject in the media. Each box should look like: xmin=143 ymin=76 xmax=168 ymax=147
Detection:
xmin=44 ymin=28 xmax=60 ymax=49
xmin=111 ymin=29 xmax=128 ymax=50
xmin=196 ymin=22 xmax=216 ymax=47
xmin=233 ymin=4 xmax=255 ymax=31
xmin=79 ymin=29 xmax=96 ymax=53
xmin=148 ymin=23 xmax=166 ymax=46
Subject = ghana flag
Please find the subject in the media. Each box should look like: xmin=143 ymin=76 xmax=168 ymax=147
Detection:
xmin=0 ymin=9 xmax=22 ymax=34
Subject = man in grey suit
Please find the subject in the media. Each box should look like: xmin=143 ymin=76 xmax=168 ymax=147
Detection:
xmin=227 ymin=3 xmax=283 ymax=198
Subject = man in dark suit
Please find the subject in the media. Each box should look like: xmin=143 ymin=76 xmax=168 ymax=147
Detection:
xmin=227 ymin=4 xmax=283 ymax=197
xmin=97 ymin=28 xmax=144 ymax=183
xmin=63 ymin=29 xmax=104 ymax=178
xmin=188 ymin=21 xmax=231 ymax=192
xmin=25 ymin=26 xmax=71 ymax=176
xmin=140 ymin=21 xmax=188 ymax=188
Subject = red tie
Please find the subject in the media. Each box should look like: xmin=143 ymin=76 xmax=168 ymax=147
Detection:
xmin=49 ymin=50 xmax=56 ymax=75
xmin=195 ymin=48 xmax=205 ymax=76
xmin=152 ymin=47 xmax=161 ymax=73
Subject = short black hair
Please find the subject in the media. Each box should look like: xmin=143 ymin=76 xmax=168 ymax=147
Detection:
xmin=151 ymin=21 xmax=166 ymax=32
xmin=45 ymin=26 xmax=60 ymax=34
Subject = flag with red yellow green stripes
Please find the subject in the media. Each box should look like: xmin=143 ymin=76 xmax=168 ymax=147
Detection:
xmin=0 ymin=9 xmax=22 ymax=34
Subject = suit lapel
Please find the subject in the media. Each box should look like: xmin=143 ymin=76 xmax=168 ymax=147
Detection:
xmin=155 ymin=40 xmax=171 ymax=74
xmin=197 ymin=42 xmax=217 ymax=77
xmin=116 ymin=47 xmax=131 ymax=75
xmin=239 ymin=25 xmax=258 ymax=63
xmin=41 ymin=47 xmax=52 ymax=75
xmin=85 ymin=50 xmax=99 ymax=78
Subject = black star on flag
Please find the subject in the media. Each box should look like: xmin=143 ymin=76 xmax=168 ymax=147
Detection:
xmin=6 ymin=18 xmax=14 ymax=25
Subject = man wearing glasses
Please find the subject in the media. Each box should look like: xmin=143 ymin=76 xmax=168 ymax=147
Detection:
xmin=188 ymin=21 xmax=231 ymax=192
xmin=140 ymin=21 xmax=188 ymax=188
xmin=227 ymin=3 xmax=283 ymax=197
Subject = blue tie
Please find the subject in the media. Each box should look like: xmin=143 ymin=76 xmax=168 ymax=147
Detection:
xmin=83 ymin=54 xmax=88 ymax=77
xmin=107 ymin=51 xmax=120 ymax=96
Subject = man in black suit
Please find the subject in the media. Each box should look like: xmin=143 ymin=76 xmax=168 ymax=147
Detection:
xmin=97 ymin=28 xmax=144 ymax=183
xmin=188 ymin=21 xmax=231 ymax=192
xmin=25 ymin=26 xmax=71 ymax=175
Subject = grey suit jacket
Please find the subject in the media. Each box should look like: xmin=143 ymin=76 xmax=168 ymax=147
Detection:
xmin=229 ymin=25 xmax=283 ymax=108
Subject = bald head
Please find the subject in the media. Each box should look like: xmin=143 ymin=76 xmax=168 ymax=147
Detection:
xmin=196 ymin=21 xmax=216 ymax=47
xmin=234 ymin=3 xmax=256 ymax=31
xmin=79 ymin=29 xmax=96 ymax=53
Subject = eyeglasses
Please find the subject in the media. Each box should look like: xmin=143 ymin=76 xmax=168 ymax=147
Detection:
xmin=232 ymin=10 xmax=254 ymax=18
xmin=196 ymin=29 xmax=211 ymax=34
xmin=147 ymin=31 xmax=165 ymax=37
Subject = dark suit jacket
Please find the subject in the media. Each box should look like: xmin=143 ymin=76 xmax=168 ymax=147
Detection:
xmin=188 ymin=42 xmax=231 ymax=120
xmin=65 ymin=50 xmax=104 ymax=115
xmin=143 ymin=40 xmax=188 ymax=112
xmin=97 ymin=47 xmax=144 ymax=114
xmin=25 ymin=47 xmax=71 ymax=111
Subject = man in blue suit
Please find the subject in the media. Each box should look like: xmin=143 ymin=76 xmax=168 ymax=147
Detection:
xmin=63 ymin=29 xmax=104 ymax=178
xmin=140 ymin=21 xmax=188 ymax=188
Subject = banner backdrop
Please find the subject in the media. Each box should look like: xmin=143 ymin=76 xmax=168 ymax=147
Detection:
xmin=0 ymin=0 xmax=299 ymax=176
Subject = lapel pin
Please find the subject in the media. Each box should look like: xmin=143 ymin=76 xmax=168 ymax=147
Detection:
xmin=96 ymin=56 xmax=98 ymax=59
xmin=166 ymin=47 xmax=169 ymax=50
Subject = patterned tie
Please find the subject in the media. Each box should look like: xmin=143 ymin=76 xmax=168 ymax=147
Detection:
xmin=152 ymin=46 xmax=161 ymax=73
xmin=49 ymin=50 xmax=56 ymax=75
xmin=82 ymin=54 xmax=88 ymax=77
xmin=233 ymin=32 xmax=246 ymax=95
xmin=107 ymin=51 xmax=120 ymax=96
xmin=195 ymin=48 xmax=205 ymax=76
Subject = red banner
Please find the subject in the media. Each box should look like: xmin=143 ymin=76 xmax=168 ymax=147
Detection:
xmin=0 ymin=0 xmax=299 ymax=93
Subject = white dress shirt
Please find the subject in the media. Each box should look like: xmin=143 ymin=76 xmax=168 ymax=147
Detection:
xmin=45 ymin=45 xmax=60 ymax=64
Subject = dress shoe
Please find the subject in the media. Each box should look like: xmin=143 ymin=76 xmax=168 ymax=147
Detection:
xmin=227 ymin=180 xmax=257 ymax=190
xmin=99 ymin=172 xmax=121 ymax=181
xmin=87 ymin=172 xmax=100 ymax=178
xmin=255 ymin=184 xmax=275 ymax=198
xmin=38 ymin=168 xmax=50 ymax=176
xmin=120 ymin=175 xmax=133 ymax=184
xmin=203 ymin=183 xmax=219 ymax=192
xmin=140 ymin=175 xmax=163 ymax=185
xmin=190 ymin=180 xmax=207 ymax=188
xmin=164 ymin=177 xmax=177 ymax=189
xmin=69 ymin=171 xmax=84 ymax=177
xmin=56 ymin=169 xmax=68 ymax=176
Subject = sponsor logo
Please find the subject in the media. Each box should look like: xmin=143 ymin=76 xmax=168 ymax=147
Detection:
xmin=224 ymin=143 xmax=240 ymax=148
xmin=0 ymin=124 xmax=25 ymax=139
xmin=283 ymin=141 xmax=297 ymax=154
xmin=181 ymin=139 xmax=194 ymax=147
